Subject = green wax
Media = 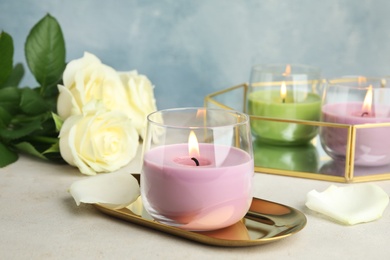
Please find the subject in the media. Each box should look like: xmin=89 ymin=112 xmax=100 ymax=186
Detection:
xmin=248 ymin=90 xmax=321 ymax=145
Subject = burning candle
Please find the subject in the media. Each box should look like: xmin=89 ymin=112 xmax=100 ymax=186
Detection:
xmin=321 ymin=83 xmax=390 ymax=166
xmin=172 ymin=131 xmax=211 ymax=166
xmin=248 ymin=64 xmax=322 ymax=145
xmin=141 ymin=108 xmax=254 ymax=231
xmin=248 ymin=81 xmax=321 ymax=145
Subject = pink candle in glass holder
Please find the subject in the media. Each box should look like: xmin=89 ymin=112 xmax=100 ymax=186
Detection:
xmin=321 ymin=86 xmax=390 ymax=166
xmin=141 ymin=108 xmax=254 ymax=231
xmin=142 ymin=134 xmax=253 ymax=231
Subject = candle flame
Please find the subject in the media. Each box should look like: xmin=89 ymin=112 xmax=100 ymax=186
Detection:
xmin=196 ymin=108 xmax=206 ymax=118
xmin=381 ymin=79 xmax=386 ymax=88
xmin=283 ymin=64 xmax=291 ymax=76
xmin=188 ymin=131 xmax=200 ymax=158
xmin=280 ymin=81 xmax=287 ymax=101
xmin=362 ymin=85 xmax=373 ymax=115
xmin=357 ymin=76 xmax=367 ymax=86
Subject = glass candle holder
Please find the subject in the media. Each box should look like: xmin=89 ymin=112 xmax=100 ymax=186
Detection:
xmin=247 ymin=64 xmax=322 ymax=146
xmin=141 ymin=108 xmax=254 ymax=231
xmin=320 ymin=77 xmax=390 ymax=166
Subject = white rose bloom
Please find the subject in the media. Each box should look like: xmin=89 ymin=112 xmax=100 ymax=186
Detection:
xmin=57 ymin=52 xmax=133 ymax=120
xmin=118 ymin=70 xmax=160 ymax=139
xmin=59 ymin=103 xmax=139 ymax=175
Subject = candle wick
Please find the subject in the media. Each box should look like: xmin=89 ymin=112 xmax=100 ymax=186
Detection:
xmin=191 ymin=157 xmax=200 ymax=166
xmin=361 ymin=112 xmax=369 ymax=117
xmin=282 ymin=98 xmax=285 ymax=103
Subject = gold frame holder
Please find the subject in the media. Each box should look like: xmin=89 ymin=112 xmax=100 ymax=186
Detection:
xmin=204 ymin=83 xmax=390 ymax=183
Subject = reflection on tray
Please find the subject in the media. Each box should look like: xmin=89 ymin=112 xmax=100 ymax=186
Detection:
xmin=95 ymin=175 xmax=307 ymax=247
xmin=254 ymin=141 xmax=319 ymax=173
xmin=197 ymin=220 xmax=250 ymax=241
xmin=320 ymin=160 xmax=390 ymax=177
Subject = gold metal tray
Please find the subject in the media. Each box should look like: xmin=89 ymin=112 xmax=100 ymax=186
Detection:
xmin=94 ymin=175 xmax=306 ymax=247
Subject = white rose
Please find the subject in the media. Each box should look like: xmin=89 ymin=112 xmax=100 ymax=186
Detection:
xmin=59 ymin=103 xmax=139 ymax=175
xmin=57 ymin=52 xmax=133 ymax=120
xmin=118 ymin=70 xmax=160 ymax=139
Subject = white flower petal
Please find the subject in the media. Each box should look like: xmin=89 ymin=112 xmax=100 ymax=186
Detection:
xmin=59 ymin=107 xmax=139 ymax=175
xmin=57 ymin=85 xmax=74 ymax=119
xmin=60 ymin=52 xmax=132 ymax=120
xmin=69 ymin=172 xmax=140 ymax=209
xmin=118 ymin=70 xmax=159 ymax=139
xmin=126 ymin=196 xmax=144 ymax=215
xmin=305 ymin=184 xmax=389 ymax=225
xmin=63 ymin=52 xmax=102 ymax=88
xmin=59 ymin=117 xmax=79 ymax=167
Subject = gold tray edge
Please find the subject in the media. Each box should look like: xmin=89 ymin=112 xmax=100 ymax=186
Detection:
xmin=94 ymin=197 xmax=307 ymax=247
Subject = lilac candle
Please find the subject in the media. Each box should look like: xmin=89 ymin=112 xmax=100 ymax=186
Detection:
xmin=141 ymin=143 xmax=253 ymax=231
xmin=321 ymin=85 xmax=390 ymax=166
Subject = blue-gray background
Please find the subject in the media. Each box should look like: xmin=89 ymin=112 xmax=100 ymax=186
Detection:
xmin=1 ymin=0 xmax=389 ymax=109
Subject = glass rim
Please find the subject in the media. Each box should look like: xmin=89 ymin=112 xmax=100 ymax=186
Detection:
xmin=326 ymin=76 xmax=388 ymax=89
xmin=326 ymin=82 xmax=389 ymax=91
xmin=147 ymin=107 xmax=250 ymax=129
xmin=325 ymin=84 xmax=389 ymax=91
xmin=251 ymin=63 xmax=321 ymax=75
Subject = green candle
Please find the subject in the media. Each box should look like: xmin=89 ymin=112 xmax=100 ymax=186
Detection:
xmin=248 ymin=89 xmax=321 ymax=145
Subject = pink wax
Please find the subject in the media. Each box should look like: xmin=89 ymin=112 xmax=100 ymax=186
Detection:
xmin=173 ymin=156 xmax=210 ymax=166
xmin=321 ymin=102 xmax=390 ymax=166
xmin=141 ymin=143 xmax=254 ymax=231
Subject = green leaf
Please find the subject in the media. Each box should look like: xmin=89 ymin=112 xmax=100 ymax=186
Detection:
xmin=0 ymin=31 xmax=14 ymax=88
xmin=19 ymin=87 xmax=49 ymax=115
xmin=0 ymin=142 xmax=18 ymax=167
xmin=0 ymin=106 xmax=13 ymax=127
xmin=25 ymin=14 xmax=66 ymax=91
xmin=0 ymin=116 xmax=43 ymax=140
xmin=51 ymin=112 xmax=63 ymax=132
xmin=43 ymin=141 xmax=60 ymax=154
xmin=3 ymin=63 xmax=25 ymax=87
xmin=14 ymin=141 xmax=47 ymax=160
xmin=0 ymin=87 xmax=21 ymax=114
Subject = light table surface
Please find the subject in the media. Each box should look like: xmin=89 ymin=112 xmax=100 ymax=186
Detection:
xmin=1 ymin=151 xmax=390 ymax=259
